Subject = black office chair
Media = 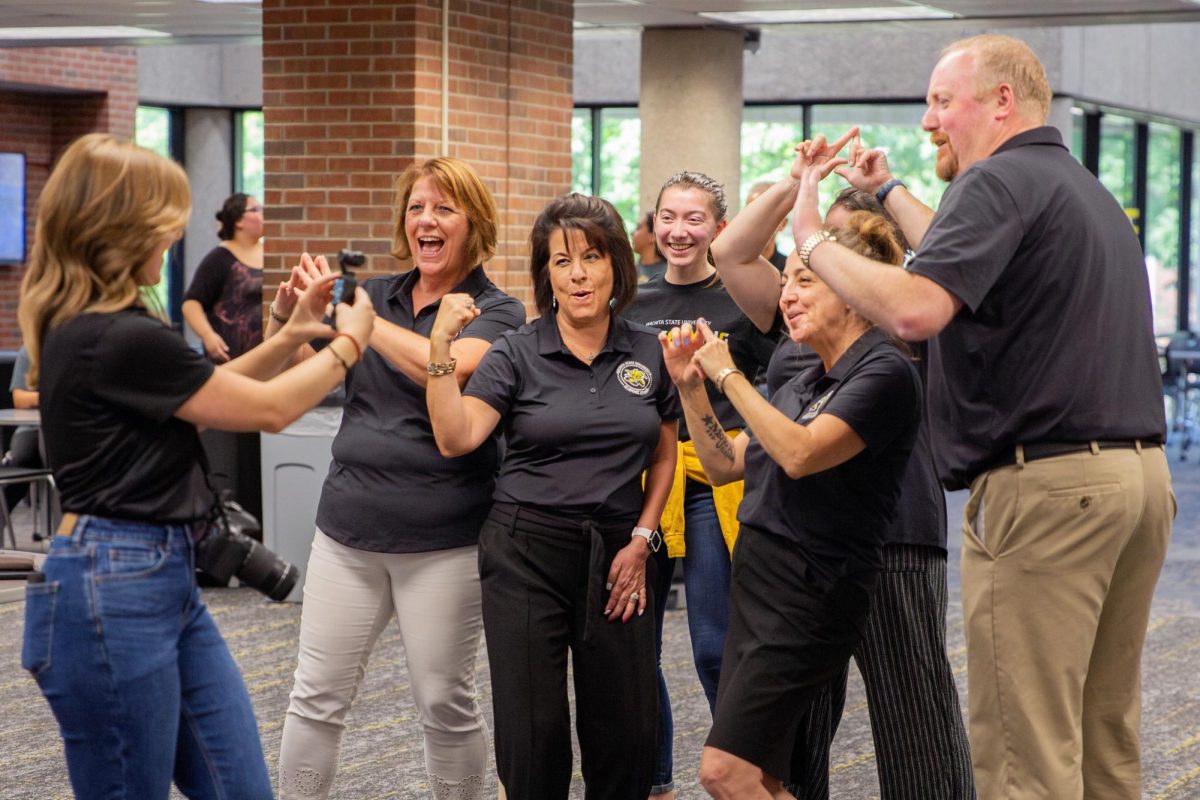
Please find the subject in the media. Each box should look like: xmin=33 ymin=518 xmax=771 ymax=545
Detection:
xmin=0 ymin=466 xmax=56 ymax=548
xmin=1164 ymin=331 xmax=1200 ymax=461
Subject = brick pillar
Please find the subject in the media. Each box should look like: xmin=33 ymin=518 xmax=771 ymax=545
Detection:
xmin=0 ymin=47 xmax=137 ymax=349
xmin=262 ymin=0 xmax=574 ymax=314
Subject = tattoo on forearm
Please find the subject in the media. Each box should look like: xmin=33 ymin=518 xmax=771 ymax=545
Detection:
xmin=702 ymin=414 xmax=735 ymax=464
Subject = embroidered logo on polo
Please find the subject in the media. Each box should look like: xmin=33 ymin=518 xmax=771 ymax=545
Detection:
xmin=800 ymin=390 xmax=833 ymax=420
xmin=617 ymin=361 xmax=653 ymax=396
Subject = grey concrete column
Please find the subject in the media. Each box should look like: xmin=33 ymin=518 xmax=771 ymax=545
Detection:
xmin=638 ymin=28 xmax=744 ymax=218
xmin=1047 ymin=96 xmax=1075 ymax=150
xmin=182 ymin=107 xmax=234 ymax=345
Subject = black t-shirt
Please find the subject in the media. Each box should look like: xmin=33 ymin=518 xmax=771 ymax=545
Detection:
xmin=466 ymin=313 xmax=682 ymax=520
xmin=909 ymin=127 xmax=1166 ymax=489
xmin=184 ymin=246 xmax=263 ymax=359
xmin=39 ymin=308 xmax=216 ymax=522
xmin=740 ymin=329 xmax=921 ymax=587
xmin=624 ymin=272 xmax=778 ymax=440
xmin=316 ymin=268 xmax=526 ymax=553
xmin=767 ymin=337 xmax=946 ymax=550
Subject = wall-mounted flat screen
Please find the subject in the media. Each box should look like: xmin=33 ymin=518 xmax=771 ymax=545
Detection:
xmin=0 ymin=153 xmax=26 ymax=264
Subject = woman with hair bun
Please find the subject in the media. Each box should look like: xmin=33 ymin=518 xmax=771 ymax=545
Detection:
xmin=709 ymin=135 xmax=973 ymax=800
xmin=182 ymin=192 xmax=265 ymax=362
xmin=661 ymin=136 xmax=924 ymax=799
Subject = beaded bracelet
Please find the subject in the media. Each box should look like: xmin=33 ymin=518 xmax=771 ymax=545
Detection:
xmin=268 ymin=302 xmax=290 ymax=325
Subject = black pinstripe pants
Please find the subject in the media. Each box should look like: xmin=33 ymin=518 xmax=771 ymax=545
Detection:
xmin=786 ymin=544 xmax=975 ymax=800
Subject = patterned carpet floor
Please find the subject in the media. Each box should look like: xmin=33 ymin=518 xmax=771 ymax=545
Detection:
xmin=2 ymin=454 xmax=1198 ymax=798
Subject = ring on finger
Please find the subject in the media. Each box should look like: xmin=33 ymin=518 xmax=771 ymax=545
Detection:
xmin=628 ymin=591 xmax=640 ymax=603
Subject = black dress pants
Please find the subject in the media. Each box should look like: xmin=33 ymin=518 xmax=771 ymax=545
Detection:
xmin=480 ymin=503 xmax=657 ymax=800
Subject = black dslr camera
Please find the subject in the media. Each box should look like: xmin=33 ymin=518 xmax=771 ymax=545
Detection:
xmin=195 ymin=499 xmax=299 ymax=602
xmin=331 ymin=249 xmax=365 ymax=306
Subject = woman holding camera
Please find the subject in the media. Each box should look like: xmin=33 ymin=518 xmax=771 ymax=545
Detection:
xmin=275 ymin=157 xmax=525 ymax=800
xmin=427 ymin=193 xmax=679 ymax=799
xmin=19 ymin=133 xmax=375 ymax=800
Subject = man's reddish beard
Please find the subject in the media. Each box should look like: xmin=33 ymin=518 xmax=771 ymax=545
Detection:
xmin=931 ymin=132 xmax=958 ymax=182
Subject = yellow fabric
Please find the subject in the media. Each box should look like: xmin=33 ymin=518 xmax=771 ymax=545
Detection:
xmin=656 ymin=432 xmax=743 ymax=558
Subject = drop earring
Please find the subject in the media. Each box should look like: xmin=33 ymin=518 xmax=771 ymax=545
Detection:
xmin=609 ymin=297 xmax=616 ymax=310
xmin=552 ymin=296 xmax=558 ymax=310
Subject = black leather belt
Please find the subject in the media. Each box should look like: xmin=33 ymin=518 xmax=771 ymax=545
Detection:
xmin=980 ymin=440 xmax=1149 ymax=479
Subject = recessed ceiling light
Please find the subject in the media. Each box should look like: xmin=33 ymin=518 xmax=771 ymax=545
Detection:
xmin=700 ymin=6 xmax=957 ymax=24
xmin=0 ymin=26 xmax=171 ymax=40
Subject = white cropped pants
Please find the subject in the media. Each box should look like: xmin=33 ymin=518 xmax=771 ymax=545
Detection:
xmin=278 ymin=529 xmax=487 ymax=799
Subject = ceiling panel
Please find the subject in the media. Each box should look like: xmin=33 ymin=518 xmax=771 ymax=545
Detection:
xmin=0 ymin=0 xmax=1196 ymax=47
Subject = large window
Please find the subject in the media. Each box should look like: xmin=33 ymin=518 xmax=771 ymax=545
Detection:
xmin=1192 ymin=135 xmax=1200 ymax=327
xmin=571 ymin=107 xmax=641 ymax=231
xmin=1146 ymin=123 xmax=1181 ymax=334
xmin=236 ymin=110 xmax=264 ymax=202
xmin=135 ymin=106 xmax=179 ymax=318
xmin=1099 ymin=113 xmax=1138 ymax=222
xmin=810 ymin=104 xmax=943 ymax=214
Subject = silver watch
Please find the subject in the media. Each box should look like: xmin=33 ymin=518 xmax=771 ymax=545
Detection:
xmin=631 ymin=526 xmax=662 ymax=553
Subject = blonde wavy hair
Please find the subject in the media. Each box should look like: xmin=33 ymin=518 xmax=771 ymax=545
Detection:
xmin=19 ymin=133 xmax=191 ymax=385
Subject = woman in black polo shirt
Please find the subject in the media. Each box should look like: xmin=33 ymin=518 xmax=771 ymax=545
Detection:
xmin=711 ymin=150 xmax=973 ymax=797
xmin=426 ymin=193 xmax=679 ymax=799
xmin=19 ymin=133 xmax=375 ymax=800
xmin=274 ymin=158 xmax=525 ymax=800
xmin=661 ymin=158 xmax=922 ymax=798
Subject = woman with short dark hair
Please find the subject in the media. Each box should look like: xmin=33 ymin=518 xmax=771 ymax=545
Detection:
xmin=427 ymin=193 xmax=679 ymax=799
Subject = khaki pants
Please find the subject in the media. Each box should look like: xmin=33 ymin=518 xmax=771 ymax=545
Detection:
xmin=961 ymin=444 xmax=1174 ymax=800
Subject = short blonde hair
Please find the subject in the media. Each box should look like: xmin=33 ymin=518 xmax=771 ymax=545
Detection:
xmin=391 ymin=157 xmax=498 ymax=268
xmin=943 ymin=34 xmax=1052 ymax=123
xmin=19 ymin=133 xmax=190 ymax=386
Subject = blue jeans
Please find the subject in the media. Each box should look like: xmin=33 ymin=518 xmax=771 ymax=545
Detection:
xmin=650 ymin=545 xmax=677 ymax=793
xmin=682 ymin=479 xmax=731 ymax=712
xmin=21 ymin=515 xmax=273 ymax=800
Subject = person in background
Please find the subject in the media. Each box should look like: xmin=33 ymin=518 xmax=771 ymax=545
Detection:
xmin=19 ymin=132 xmax=375 ymax=800
xmin=633 ymin=211 xmax=667 ymax=283
xmin=427 ymin=193 xmax=679 ymax=799
xmin=3 ymin=344 xmax=44 ymax=514
xmin=624 ymin=171 xmax=779 ymax=800
xmin=275 ymin=157 xmax=525 ymax=800
xmin=742 ymin=181 xmax=788 ymax=271
xmin=182 ymin=192 xmax=264 ymax=363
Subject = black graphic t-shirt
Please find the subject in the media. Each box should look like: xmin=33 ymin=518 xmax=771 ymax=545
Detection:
xmin=466 ymin=313 xmax=681 ymax=519
xmin=184 ymin=246 xmax=263 ymax=359
xmin=624 ymin=271 xmax=778 ymax=440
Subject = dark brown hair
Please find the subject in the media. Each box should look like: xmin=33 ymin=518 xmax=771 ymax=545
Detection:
xmin=216 ymin=192 xmax=249 ymax=241
xmin=530 ymin=193 xmax=638 ymax=316
xmin=829 ymin=187 xmax=911 ymax=253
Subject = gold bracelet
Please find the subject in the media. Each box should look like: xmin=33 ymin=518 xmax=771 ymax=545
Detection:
xmin=797 ymin=229 xmax=837 ymax=268
xmin=427 ymin=358 xmax=458 ymax=376
xmin=328 ymin=344 xmax=352 ymax=371
xmin=713 ymin=367 xmax=744 ymax=395
xmin=269 ymin=302 xmax=290 ymax=325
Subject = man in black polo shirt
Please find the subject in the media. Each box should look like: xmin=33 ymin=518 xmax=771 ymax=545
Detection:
xmin=791 ymin=34 xmax=1173 ymax=799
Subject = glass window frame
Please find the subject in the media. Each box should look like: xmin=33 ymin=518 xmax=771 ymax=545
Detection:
xmin=135 ymin=105 xmax=185 ymax=323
